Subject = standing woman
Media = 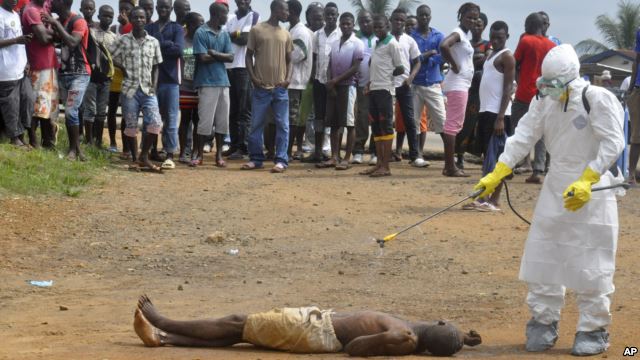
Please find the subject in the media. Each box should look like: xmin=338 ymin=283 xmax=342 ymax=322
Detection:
xmin=178 ymin=11 xmax=204 ymax=164
xmin=455 ymin=12 xmax=491 ymax=169
xmin=439 ymin=2 xmax=480 ymax=177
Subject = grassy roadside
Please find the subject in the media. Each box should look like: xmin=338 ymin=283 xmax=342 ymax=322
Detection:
xmin=0 ymin=129 xmax=113 ymax=197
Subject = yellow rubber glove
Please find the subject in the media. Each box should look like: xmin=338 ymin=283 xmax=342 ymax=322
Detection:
xmin=473 ymin=162 xmax=513 ymax=198
xmin=563 ymin=167 xmax=600 ymax=212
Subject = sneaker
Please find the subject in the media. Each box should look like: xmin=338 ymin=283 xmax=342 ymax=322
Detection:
xmin=227 ymin=150 xmax=246 ymax=160
xmin=351 ymin=154 xmax=363 ymax=164
xmin=411 ymin=158 xmax=430 ymax=168
xmin=368 ymin=155 xmax=378 ymax=166
xmin=222 ymin=144 xmax=230 ymax=153
xmin=301 ymin=142 xmax=312 ymax=153
xmin=107 ymin=146 xmax=118 ymax=153
xmin=203 ymin=144 xmax=212 ymax=153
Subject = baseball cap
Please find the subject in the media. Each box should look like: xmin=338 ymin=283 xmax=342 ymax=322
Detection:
xmin=215 ymin=0 xmax=229 ymax=7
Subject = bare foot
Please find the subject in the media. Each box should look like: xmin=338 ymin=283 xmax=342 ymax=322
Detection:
xmin=359 ymin=165 xmax=380 ymax=175
xmin=137 ymin=295 xmax=163 ymax=326
xmin=133 ymin=308 xmax=164 ymax=347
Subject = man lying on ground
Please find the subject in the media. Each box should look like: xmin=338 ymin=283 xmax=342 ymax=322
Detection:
xmin=133 ymin=295 xmax=481 ymax=357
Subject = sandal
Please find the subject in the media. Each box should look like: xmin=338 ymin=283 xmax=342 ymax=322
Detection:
xmin=270 ymin=162 xmax=286 ymax=173
xmin=316 ymin=160 xmax=337 ymax=168
xmin=119 ymin=152 xmax=132 ymax=161
xmin=392 ymin=152 xmax=402 ymax=162
xmin=138 ymin=162 xmax=163 ymax=173
xmin=161 ymin=159 xmax=176 ymax=170
xmin=476 ymin=202 xmax=501 ymax=212
xmin=443 ymin=168 xmax=470 ymax=177
xmin=241 ymin=161 xmax=263 ymax=170
xmin=215 ymin=159 xmax=227 ymax=168
xmin=335 ymin=160 xmax=352 ymax=171
xmin=369 ymin=170 xmax=391 ymax=177
xmin=462 ymin=201 xmax=482 ymax=210
xmin=525 ymin=174 xmax=542 ymax=184
xmin=359 ymin=167 xmax=378 ymax=175
xmin=189 ymin=158 xmax=202 ymax=167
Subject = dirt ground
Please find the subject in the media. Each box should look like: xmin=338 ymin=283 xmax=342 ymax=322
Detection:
xmin=1 ymin=155 xmax=639 ymax=359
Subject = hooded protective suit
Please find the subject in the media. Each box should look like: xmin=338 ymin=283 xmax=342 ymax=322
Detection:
xmin=497 ymin=44 xmax=625 ymax=331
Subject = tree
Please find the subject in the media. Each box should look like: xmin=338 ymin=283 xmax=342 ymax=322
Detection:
xmin=349 ymin=0 xmax=420 ymax=17
xmin=576 ymin=0 xmax=640 ymax=56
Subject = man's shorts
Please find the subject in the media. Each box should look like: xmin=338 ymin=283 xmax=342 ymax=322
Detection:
xmin=288 ymin=89 xmax=304 ymax=127
xmin=628 ymin=87 xmax=640 ymax=144
xmin=413 ymin=83 xmax=445 ymax=134
xmin=29 ymin=68 xmax=59 ymax=120
xmin=242 ymin=307 xmax=343 ymax=353
xmin=369 ymin=89 xmax=394 ymax=140
xmin=325 ymin=85 xmax=354 ymax=128
xmin=197 ymin=87 xmax=230 ymax=136
xmin=121 ymin=89 xmax=163 ymax=137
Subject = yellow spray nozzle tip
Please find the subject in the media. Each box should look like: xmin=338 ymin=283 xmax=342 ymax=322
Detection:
xmin=383 ymin=233 xmax=398 ymax=242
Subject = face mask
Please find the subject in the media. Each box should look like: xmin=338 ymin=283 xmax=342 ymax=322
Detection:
xmin=536 ymin=77 xmax=568 ymax=100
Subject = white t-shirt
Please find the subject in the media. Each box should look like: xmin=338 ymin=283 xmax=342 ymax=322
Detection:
xmin=356 ymin=32 xmax=377 ymax=87
xmin=0 ymin=7 xmax=27 ymax=81
xmin=288 ymin=22 xmax=314 ymax=90
xmin=370 ymin=34 xmax=403 ymax=95
xmin=313 ymin=26 xmax=341 ymax=84
xmin=224 ymin=10 xmax=259 ymax=69
xmin=442 ymin=27 xmax=474 ymax=92
xmin=393 ymin=33 xmax=420 ymax=88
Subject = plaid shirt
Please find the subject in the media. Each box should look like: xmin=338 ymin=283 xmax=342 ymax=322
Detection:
xmin=111 ymin=32 xmax=163 ymax=98
xmin=91 ymin=27 xmax=117 ymax=53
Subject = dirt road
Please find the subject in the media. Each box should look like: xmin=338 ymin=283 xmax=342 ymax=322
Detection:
xmin=1 ymin=158 xmax=639 ymax=359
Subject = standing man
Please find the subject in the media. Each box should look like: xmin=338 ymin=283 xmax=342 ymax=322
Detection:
xmin=80 ymin=0 xmax=96 ymax=27
xmin=627 ymin=26 xmax=640 ymax=185
xmin=111 ymin=6 xmax=164 ymax=172
xmin=512 ymin=12 xmax=555 ymax=183
xmin=390 ymin=7 xmax=426 ymax=168
xmin=475 ymin=44 xmax=624 ymax=357
xmin=305 ymin=2 xmax=340 ymax=163
xmin=173 ymin=0 xmax=190 ymax=26
xmin=191 ymin=2 xmax=233 ymax=168
xmin=538 ymin=11 xmax=561 ymax=45
xmin=21 ymin=0 xmax=58 ymax=149
xmin=286 ymin=0 xmax=313 ymax=161
xmin=410 ymin=5 xmax=447 ymax=161
xmin=139 ymin=0 xmax=154 ymax=24
xmin=352 ymin=9 xmax=375 ymax=165
xmin=82 ymin=4 xmax=117 ymax=147
xmin=0 ymin=0 xmax=33 ymax=147
xmin=317 ymin=11 xmax=362 ymax=169
xmin=43 ymin=0 xmax=93 ymax=161
xmin=224 ymin=0 xmax=259 ymax=160
xmin=242 ymin=0 xmax=293 ymax=173
xmin=361 ymin=14 xmax=404 ymax=177
xmin=146 ymin=0 xmax=184 ymax=169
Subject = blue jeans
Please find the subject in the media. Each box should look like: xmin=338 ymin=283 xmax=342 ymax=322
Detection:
xmin=121 ymin=88 xmax=163 ymax=137
xmin=248 ymin=87 xmax=289 ymax=166
xmin=59 ymin=74 xmax=90 ymax=126
xmin=157 ymin=83 xmax=180 ymax=153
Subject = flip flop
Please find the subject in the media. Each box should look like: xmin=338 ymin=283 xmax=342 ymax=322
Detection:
xmin=315 ymin=161 xmax=337 ymax=168
xmin=369 ymin=170 xmax=391 ymax=177
xmin=443 ymin=168 xmax=470 ymax=177
xmin=270 ymin=163 xmax=286 ymax=173
xmin=215 ymin=159 xmax=227 ymax=168
xmin=138 ymin=163 xmax=164 ymax=174
xmin=189 ymin=158 xmax=202 ymax=167
xmin=241 ymin=161 xmax=263 ymax=170
xmin=359 ymin=167 xmax=378 ymax=175
xmin=335 ymin=160 xmax=352 ymax=171
xmin=462 ymin=201 xmax=482 ymax=210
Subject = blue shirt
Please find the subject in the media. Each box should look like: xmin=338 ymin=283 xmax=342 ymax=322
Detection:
xmin=145 ymin=21 xmax=185 ymax=85
xmin=193 ymin=24 xmax=232 ymax=87
xmin=411 ymin=27 xmax=444 ymax=87
xmin=635 ymin=29 xmax=640 ymax=86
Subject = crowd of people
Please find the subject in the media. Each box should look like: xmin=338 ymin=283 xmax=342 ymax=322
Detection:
xmin=0 ymin=0 xmax=571 ymax=180
xmin=0 ymin=0 xmax=634 ymax=181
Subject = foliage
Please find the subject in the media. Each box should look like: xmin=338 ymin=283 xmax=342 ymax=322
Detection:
xmin=576 ymin=0 xmax=640 ymax=56
xmin=349 ymin=0 xmax=420 ymax=17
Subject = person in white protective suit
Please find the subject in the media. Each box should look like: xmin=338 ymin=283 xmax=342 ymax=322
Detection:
xmin=473 ymin=44 xmax=625 ymax=356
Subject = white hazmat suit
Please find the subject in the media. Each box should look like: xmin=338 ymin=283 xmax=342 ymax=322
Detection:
xmin=494 ymin=45 xmax=625 ymax=352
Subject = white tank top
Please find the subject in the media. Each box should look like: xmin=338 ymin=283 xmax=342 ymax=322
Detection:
xmin=479 ymin=48 xmax=512 ymax=115
xmin=442 ymin=27 xmax=474 ymax=92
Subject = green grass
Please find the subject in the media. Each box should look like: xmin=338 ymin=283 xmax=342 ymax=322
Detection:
xmin=0 ymin=128 xmax=113 ymax=197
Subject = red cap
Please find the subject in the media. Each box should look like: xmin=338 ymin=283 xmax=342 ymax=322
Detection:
xmin=215 ymin=0 xmax=229 ymax=7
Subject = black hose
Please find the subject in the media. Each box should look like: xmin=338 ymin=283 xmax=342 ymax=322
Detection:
xmin=502 ymin=180 xmax=531 ymax=225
